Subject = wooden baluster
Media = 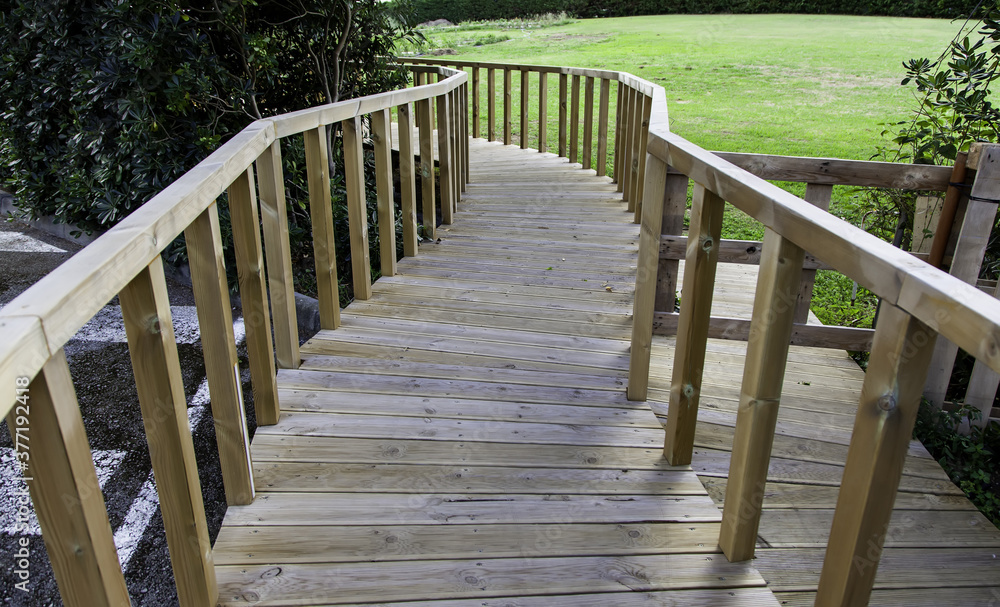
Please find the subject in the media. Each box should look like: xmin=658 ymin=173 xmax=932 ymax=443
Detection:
xmin=463 ymin=82 xmax=470 ymax=187
xmin=185 ymin=203 xmax=255 ymax=504
xmin=503 ymin=68 xmax=512 ymax=146
xmin=538 ymin=72 xmax=548 ymax=153
xmin=817 ymin=303 xmax=937 ymax=607
xmin=255 ymin=140 xmax=300 ymax=369
xmin=8 ymin=350 xmax=130 ymax=606
xmin=719 ymin=228 xmax=805 ymax=562
xmin=488 ymin=68 xmax=496 ymax=142
xmin=304 ymin=126 xmax=341 ymax=328
xmin=121 ymin=258 xmax=217 ymax=606
xmin=520 ymin=70 xmax=529 ymax=150
xmin=965 ymin=276 xmax=1000 ymax=427
xmin=628 ymin=91 xmax=646 ymax=213
xmin=472 ymin=67 xmax=480 ymax=139
xmin=397 ymin=103 xmax=419 ymax=257
xmin=437 ymin=92 xmax=455 ymax=224
xmin=663 ymin=184 xmax=725 ymax=465
xmin=228 ymin=166 xmax=279 ymax=426
xmin=628 ymin=154 xmax=670 ymax=401
xmin=614 ymin=82 xmax=624 ymax=188
xmin=417 ymin=98 xmax=436 ymax=240
xmin=793 ymin=183 xmax=834 ymax=323
xmin=451 ymin=88 xmax=462 ymax=203
xmin=569 ymin=75 xmax=581 ymax=164
xmin=633 ymin=94 xmax=653 ymax=223
xmin=558 ymin=73 xmax=568 ymax=157
xmin=622 ymin=87 xmax=636 ymax=206
xmin=597 ymin=79 xmax=611 ymax=177
xmin=583 ymin=76 xmax=595 ymax=170
xmin=655 ymin=171 xmax=690 ymax=313
xmin=372 ymin=108 xmax=398 ymax=277
xmin=342 ymin=115 xmax=372 ymax=300
xmin=924 ymin=143 xmax=1000 ymax=408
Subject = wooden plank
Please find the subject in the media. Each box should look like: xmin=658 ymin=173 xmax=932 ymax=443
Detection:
xmin=503 ymin=67 xmax=512 ymax=146
xmin=416 ymin=98 xmax=436 ymax=240
xmin=371 ymin=108 xmax=398 ymax=277
xmin=719 ymin=229 xmax=805 ymax=562
xmin=655 ymin=173 xmax=689 ymax=312
xmin=629 ymin=154 xmax=669 ymax=401
xmin=303 ymin=126 xmax=340 ymax=329
xmin=715 ymin=151 xmax=953 ymax=190
xmin=255 ymin=141 xmax=300 ymax=369
xmin=436 ymin=92 xmax=455 ymax=225
xmin=660 ymin=235 xmax=835 ymax=270
xmin=569 ymin=74 xmax=581 ymax=164
xmin=487 ymin=68 xmax=496 ymax=141
xmin=663 ymin=184 xmax=725 ymax=465
xmin=614 ymin=82 xmax=624 ymax=187
xmin=924 ymin=144 xmax=1000 ymax=407
xmin=597 ymin=78 xmax=611 ymax=177
xmin=396 ymin=103 xmax=419 ymax=257
xmin=228 ymin=166 xmax=280 ymax=425
xmin=215 ymin=554 xmax=767 ymax=606
xmin=537 ymin=72 xmax=548 ymax=153
xmin=471 ymin=66 xmax=480 ymax=139
xmin=185 ymin=204 xmax=255 ymax=505
xmin=583 ymin=76 xmax=595 ymax=170
xmin=633 ymin=94 xmax=653 ymax=223
xmin=520 ymin=69 xmax=529 ymax=150
xmin=342 ymin=115 xmax=373 ymax=300
xmin=8 ymin=350 xmax=130 ymax=607
xmin=0 ymin=315 xmax=48 ymax=420
xmin=120 ymin=258 xmax=217 ymax=606
xmin=964 ymin=270 xmax=1000 ymax=427
xmin=794 ymin=183 xmax=833 ymax=323
xmin=652 ymin=313 xmax=875 ymax=351
xmin=558 ymin=73 xmax=568 ymax=157
xmin=816 ymin=304 xmax=938 ymax=607
xmin=912 ymin=195 xmax=943 ymax=254
xmin=622 ymin=87 xmax=637 ymax=207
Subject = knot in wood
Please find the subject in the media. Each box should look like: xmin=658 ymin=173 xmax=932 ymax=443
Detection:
xmin=682 ymin=383 xmax=696 ymax=398
xmin=146 ymin=314 xmax=162 ymax=335
xmin=701 ymin=237 xmax=714 ymax=252
xmin=877 ymin=394 xmax=896 ymax=412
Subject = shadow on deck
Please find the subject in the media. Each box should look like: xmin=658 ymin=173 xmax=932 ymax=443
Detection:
xmin=213 ymin=140 xmax=1000 ymax=606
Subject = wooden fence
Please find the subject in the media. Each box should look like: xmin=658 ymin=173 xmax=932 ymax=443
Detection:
xmin=0 ymin=65 xmax=468 ymax=607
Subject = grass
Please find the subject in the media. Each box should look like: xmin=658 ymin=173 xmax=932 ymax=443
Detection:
xmin=407 ymin=14 xmax=965 ymax=328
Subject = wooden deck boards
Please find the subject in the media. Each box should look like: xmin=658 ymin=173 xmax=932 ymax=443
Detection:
xmin=212 ymin=138 xmax=1000 ymax=606
xmin=213 ymin=140 xmax=778 ymax=606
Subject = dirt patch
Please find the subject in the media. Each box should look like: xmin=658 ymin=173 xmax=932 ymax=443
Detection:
xmin=544 ymin=33 xmax=610 ymax=43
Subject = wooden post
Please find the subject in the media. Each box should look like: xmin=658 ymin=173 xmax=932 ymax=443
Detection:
xmin=816 ymin=303 xmax=937 ymax=607
xmin=924 ymin=143 xmax=1000 ymax=408
xmin=227 ymin=166 xmax=280 ymax=426
xmin=9 ymin=350 xmax=130 ymax=607
xmin=463 ymin=82 xmax=470 ymax=186
xmin=121 ymin=258 xmax=218 ymax=607
xmin=450 ymin=89 xmax=461 ymax=204
xmin=622 ymin=87 xmax=636 ymax=206
xmin=520 ymin=70 xmax=529 ymax=150
xmin=472 ymin=67 xmax=480 ymax=139
xmin=663 ymin=184 xmax=725 ymax=465
xmin=371 ymin=108 xmax=398 ymax=277
xmin=397 ymin=103 xmax=419 ymax=257
xmin=488 ymin=68 xmax=496 ymax=142
xmin=964 ymin=279 xmax=1000 ymax=427
xmin=417 ymin=98 xmax=436 ymax=240
xmin=503 ymin=68 xmax=512 ymax=146
xmin=614 ymin=83 xmax=624 ymax=188
xmin=719 ymin=228 xmax=805 ymax=562
xmin=342 ymin=115 xmax=373 ymax=300
xmin=436 ymin=92 xmax=454 ymax=225
xmin=628 ymin=154 xmax=669 ymax=401
xmin=569 ymin=75 xmax=581 ymax=164
xmin=627 ymin=91 xmax=646 ymax=213
xmin=789 ymin=183 xmax=834 ymax=323
xmin=655 ymin=172 xmax=690 ymax=312
xmin=633 ymin=94 xmax=653 ymax=224
xmin=597 ymin=79 xmax=611 ymax=177
xmin=583 ymin=76 xmax=595 ymax=170
xmin=558 ymin=73 xmax=568 ymax=157
xmin=304 ymin=127 xmax=341 ymax=328
xmin=255 ymin=141 xmax=300 ymax=369
xmin=538 ymin=72 xmax=548 ymax=153
xmin=185 ymin=203 xmax=255 ymax=505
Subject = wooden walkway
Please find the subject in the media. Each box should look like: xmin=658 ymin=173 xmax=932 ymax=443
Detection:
xmin=211 ymin=140 xmax=1000 ymax=605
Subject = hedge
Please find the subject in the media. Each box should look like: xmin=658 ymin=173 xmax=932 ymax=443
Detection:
xmin=412 ymin=0 xmax=977 ymax=23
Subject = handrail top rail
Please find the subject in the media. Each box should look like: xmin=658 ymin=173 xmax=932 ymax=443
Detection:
xmin=0 ymin=66 xmax=467 ymax=419
xmin=647 ymin=127 xmax=1000 ymax=374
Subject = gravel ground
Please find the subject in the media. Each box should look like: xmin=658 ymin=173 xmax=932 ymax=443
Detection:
xmin=1 ymin=218 xmax=256 ymax=606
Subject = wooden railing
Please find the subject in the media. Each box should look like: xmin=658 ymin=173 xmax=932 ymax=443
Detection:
xmin=0 ymin=64 xmax=467 ymax=607
xmin=628 ymin=104 xmax=1000 ymax=604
